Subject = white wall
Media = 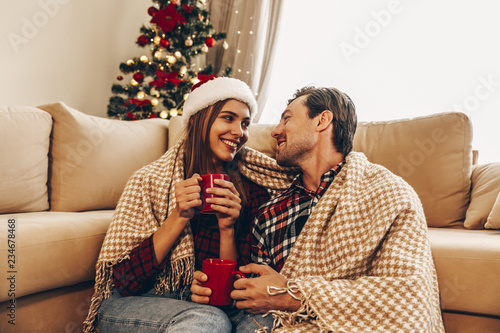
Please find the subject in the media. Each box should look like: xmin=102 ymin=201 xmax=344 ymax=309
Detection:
xmin=0 ymin=0 xmax=150 ymax=117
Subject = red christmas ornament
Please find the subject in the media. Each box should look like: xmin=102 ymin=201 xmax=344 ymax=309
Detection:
xmin=205 ymin=37 xmax=215 ymax=47
xmin=147 ymin=6 xmax=158 ymax=16
xmin=117 ymin=75 xmax=123 ymax=81
xmin=133 ymin=72 xmax=144 ymax=83
xmin=160 ymin=39 xmax=169 ymax=48
xmin=137 ymin=35 xmax=149 ymax=46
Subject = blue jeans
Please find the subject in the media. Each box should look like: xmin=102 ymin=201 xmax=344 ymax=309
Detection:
xmin=97 ymin=287 xmax=274 ymax=333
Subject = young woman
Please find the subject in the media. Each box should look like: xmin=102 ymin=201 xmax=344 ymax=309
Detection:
xmin=83 ymin=77 xmax=295 ymax=333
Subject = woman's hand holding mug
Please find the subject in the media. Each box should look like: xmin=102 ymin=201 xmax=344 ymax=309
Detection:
xmin=173 ymin=173 xmax=203 ymax=220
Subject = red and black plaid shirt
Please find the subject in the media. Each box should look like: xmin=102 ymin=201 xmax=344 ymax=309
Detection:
xmin=113 ymin=177 xmax=270 ymax=296
xmin=252 ymin=163 xmax=344 ymax=273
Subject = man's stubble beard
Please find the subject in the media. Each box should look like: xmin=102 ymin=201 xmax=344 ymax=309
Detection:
xmin=276 ymin=133 xmax=315 ymax=167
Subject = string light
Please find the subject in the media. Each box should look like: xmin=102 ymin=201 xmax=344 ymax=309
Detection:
xmin=167 ymin=55 xmax=177 ymax=64
xmin=169 ymin=109 xmax=178 ymax=117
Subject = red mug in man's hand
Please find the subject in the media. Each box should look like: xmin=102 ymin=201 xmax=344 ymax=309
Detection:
xmin=199 ymin=174 xmax=229 ymax=214
xmin=201 ymin=258 xmax=245 ymax=306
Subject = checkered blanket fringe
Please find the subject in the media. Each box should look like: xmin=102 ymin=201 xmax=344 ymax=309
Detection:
xmin=83 ymin=141 xmax=295 ymax=332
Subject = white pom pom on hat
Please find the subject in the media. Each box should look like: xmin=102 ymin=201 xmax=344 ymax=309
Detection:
xmin=182 ymin=76 xmax=258 ymax=123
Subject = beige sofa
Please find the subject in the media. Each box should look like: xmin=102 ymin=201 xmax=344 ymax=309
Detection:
xmin=1 ymin=103 xmax=499 ymax=332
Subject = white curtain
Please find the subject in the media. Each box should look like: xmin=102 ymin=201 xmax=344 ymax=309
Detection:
xmin=207 ymin=0 xmax=283 ymax=122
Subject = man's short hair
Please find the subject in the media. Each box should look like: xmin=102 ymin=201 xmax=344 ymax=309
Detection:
xmin=288 ymin=86 xmax=357 ymax=156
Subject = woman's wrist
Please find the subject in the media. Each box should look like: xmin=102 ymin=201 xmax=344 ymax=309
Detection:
xmin=219 ymin=225 xmax=235 ymax=236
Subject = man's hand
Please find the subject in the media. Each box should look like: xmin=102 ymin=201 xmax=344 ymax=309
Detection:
xmin=231 ymin=263 xmax=301 ymax=314
xmin=190 ymin=270 xmax=211 ymax=304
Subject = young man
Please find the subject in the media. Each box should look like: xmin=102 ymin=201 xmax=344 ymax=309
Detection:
xmin=192 ymin=86 xmax=445 ymax=332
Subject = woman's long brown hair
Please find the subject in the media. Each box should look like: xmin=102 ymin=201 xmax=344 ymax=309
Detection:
xmin=181 ymin=99 xmax=248 ymax=210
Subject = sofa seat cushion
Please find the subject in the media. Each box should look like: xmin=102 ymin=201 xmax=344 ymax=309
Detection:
xmin=0 ymin=211 xmax=114 ymax=302
xmin=0 ymin=106 xmax=52 ymax=213
xmin=428 ymin=227 xmax=500 ymax=317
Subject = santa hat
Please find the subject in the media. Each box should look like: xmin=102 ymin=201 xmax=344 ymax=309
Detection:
xmin=182 ymin=76 xmax=257 ymax=123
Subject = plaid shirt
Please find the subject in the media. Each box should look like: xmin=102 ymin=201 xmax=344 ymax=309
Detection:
xmin=113 ymin=178 xmax=270 ymax=296
xmin=252 ymin=163 xmax=344 ymax=273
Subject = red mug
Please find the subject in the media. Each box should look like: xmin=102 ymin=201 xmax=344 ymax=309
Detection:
xmin=199 ymin=174 xmax=229 ymax=214
xmin=201 ymin=258 xmax=245 ymax=306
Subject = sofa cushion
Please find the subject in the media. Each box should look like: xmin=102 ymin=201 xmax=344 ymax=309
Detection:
xmin=38 ymin=102 xmax=169 ymax=211
xmin=428 ymin=227 xmax=500 ymax=317
xmin=465 ymin=163 xmax=500 ymax=229
xmin=0 ymin=106 xmax=52 ymax=214
xmin=353 ymin=112 xmax=473 ymax=227
xmin=485 ymin=192 xmax=500 ymax=229
xmin=0 ymin=211 xmax=114 ymax=302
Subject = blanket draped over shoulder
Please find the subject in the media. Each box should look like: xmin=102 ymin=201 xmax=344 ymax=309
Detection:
xmin=266 ymin=152 xmax=445 ymax=332
xmin=84 ymin=142 xmax=444 ymax=332
xmin=83 ymin=141 xmax=295 ymax=332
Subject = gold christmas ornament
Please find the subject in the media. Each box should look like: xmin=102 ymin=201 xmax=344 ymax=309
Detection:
xmin=136 ymin=91 xmax=145 ymax=99
xmin=223 ymin=41 xmax=229 ymax=49
xmin=154 ymin=51 xmax=162 ymax=59
xmin=131 ymin=79 xmax=139 ymax=86
xmin=153 ymin=36 xmax=161 ymax=45
xmin=151 ymin=98 xmax=159 ymax=106
xmin=126 ymin=59 xmax=134 ymax=65
xmin=201 ymin=44 xmax=208 ymax=53
xmin=140 ymin=55 xmax=149 ymax=63
xmin=185 ymin=37 xmax=193 ymax=47
xmin=160 ymin=110 xmax=169 ymax=119
xmin=174 ymin=51 xmax=182 ymax=59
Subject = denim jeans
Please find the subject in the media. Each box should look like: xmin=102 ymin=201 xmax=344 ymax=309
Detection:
xmin=97 ymin=287 xmax=274 ymax=333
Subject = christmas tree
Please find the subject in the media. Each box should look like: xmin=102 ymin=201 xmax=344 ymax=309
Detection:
xmin=108 ymin=0 xmax=231 ymax=120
